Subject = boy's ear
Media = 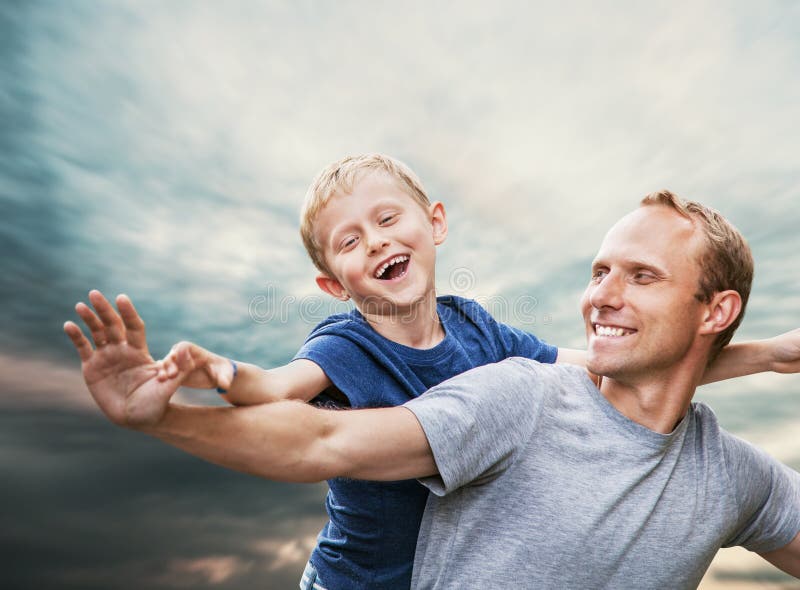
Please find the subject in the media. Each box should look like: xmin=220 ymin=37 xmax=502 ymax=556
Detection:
xmin=315 ymin=273 xmax=350 ymax=301
xmin=429 ymin=201 xmax=448 ymax=245
xmin=698 ymin=290 xmax=742 ymax=336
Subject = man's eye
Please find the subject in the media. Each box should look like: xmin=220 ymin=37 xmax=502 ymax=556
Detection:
xmin=591 ymin=269 xmax=607 ymax=282
xmin=633 ymin=272 xmax=656 ymax=283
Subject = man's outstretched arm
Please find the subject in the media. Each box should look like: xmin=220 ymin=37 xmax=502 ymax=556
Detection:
xmin=146 ymin=400 xmax=436 ymax=483
xmin=65 ymin=290 xmax=436 ymax=482
xmin=760 ymin=531 xmax=800 ymax=578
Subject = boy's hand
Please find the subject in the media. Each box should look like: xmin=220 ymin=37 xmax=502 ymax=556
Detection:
xmin=63 ymin=290 xmax=178 ymax=428
xmin=157 ymin=341 xmax=236 ymax=391
xmin=767 ymin=328 xmax=800 ymax=374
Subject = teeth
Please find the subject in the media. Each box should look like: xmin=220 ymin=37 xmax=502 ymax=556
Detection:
xmin=595 ymin=325 xmax=630 ymax=337
xmin=374 ymin=255 xmax=409 ymax=278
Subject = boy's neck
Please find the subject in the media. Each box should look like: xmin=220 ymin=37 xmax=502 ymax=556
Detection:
xmin=359 ymin=292 xmax=445 ymax=349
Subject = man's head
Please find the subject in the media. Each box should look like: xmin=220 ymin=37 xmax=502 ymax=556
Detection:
xmin=300 ymin=154 xmax=447 ymax=312
xmin=580 ymin=190 xmax=753 ymax=382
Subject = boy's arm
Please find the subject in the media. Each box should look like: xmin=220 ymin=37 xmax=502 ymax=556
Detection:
xmin=701 ymin=329 xmax=800 ymax=384
xmin=556 ymin=329 xmax=800 ymax=385
xmin=65 ymin=290 xmax=435 ymax=482
xmin=159 ymin=341 xmax=331 ymax=404
xmin=555 ymin=348 xmax=587 ymax=366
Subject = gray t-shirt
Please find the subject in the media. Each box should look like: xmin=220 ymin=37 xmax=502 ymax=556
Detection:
xmin=404 ymin=358 xmax=800 ymax=590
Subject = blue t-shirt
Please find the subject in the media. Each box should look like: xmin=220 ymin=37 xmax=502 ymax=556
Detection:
xmin=293 ymin=295 xmax=558 ymax=589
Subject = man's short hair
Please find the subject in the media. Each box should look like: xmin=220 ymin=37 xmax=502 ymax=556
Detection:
xmin=300 ymin=154 xmax=431 ymax=275
xmin=640 ymin=190 xmax=754 ymax=362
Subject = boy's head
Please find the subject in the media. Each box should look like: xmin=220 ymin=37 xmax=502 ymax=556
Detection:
xmin=300 ymin=154 xmax=432 ymax=277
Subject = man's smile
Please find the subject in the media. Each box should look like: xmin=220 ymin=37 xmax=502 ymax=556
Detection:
xmin=593 ymin=323 xmax=637 ymax=337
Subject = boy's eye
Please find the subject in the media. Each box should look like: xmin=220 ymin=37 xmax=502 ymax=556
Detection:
xmin=341 ymin=236 xmax=358 ymax=250
xmin=379 ymin=214 xmax=396 ymax=225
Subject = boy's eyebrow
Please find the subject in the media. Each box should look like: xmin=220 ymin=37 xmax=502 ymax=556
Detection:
xmin=326 ymin=198 xmax=408 ymax=247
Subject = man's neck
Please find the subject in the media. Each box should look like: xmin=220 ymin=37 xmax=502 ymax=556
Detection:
xmin=359 ymin=292 xmax=445 ymax=349
xmin=598 ymin=362 xmax=706 ymax=434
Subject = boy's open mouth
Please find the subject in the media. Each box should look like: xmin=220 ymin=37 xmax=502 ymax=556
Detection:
xmin=375 ymin=255 xmax=410 ymax=280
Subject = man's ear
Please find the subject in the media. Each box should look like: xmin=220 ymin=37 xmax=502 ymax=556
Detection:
xmin=316 ymin=273 xmax=350 ymax=301
xmin=699 ymin=290 xmax=742 ymax=336
xmin=429 ymin=201 xmax=448 ymax=245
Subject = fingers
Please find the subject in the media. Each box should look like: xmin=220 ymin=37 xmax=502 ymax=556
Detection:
xmin=89 ymin=290 xmax=126 ymax=344
xmin=63 ymin=321 xmax=94 ymax=362
xmin=158 ymin=342 xmax=196 ymax=381
xmin=116 ymin=294 xmax=147 ymax=350
xmin=75 ymin=301 xmax=109 ymax=349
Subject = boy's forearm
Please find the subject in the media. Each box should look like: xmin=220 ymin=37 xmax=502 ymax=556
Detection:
xmin=701 ymin=340 xmax=771 ymax=385
xmin=221 ymin=359 xmax=330 ymax=406
xmin=555 ymin=348 xmax=587 ymax=366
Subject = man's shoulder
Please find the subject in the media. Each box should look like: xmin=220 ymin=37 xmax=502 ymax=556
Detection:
xmin=446 ymin=357 xmax=588 ymax=394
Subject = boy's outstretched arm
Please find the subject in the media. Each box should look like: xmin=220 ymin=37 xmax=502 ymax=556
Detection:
xmin=701 ymin=329 xmax=800 ymax=384
xmin=556 ymin=329 xmax=800 ymax=385
xmin=158 ymin=341 xmax=331 ymax=405
xmin=65 ymin=291 xmax=436 ymax=482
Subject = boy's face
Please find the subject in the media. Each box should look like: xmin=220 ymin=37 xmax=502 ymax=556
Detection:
xmin=313 ymin=172 xmax=446 ymax=315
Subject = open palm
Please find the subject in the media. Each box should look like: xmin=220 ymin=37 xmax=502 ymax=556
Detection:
xmin=64 ymin=290 xmax=179 ymax=428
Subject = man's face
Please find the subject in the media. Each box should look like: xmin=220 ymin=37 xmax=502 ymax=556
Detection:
xmin=313 ymin=172 xmax=444 ymax=315
xmin=579 ymin=205 xmax=709 ymax=383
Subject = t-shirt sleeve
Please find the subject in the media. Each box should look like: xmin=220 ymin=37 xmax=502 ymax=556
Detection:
xmin=293 ymin=332 xmax=389 ymax=407
xmin=458 ymin=298 xmax=557 ymax=364
xmin=722 ymin=433 xmax=800 ymax=553
xmin=404 ymin=358 xmax=544 ymax=497
xmin=496 ymin=321 xmax=558 ymax=364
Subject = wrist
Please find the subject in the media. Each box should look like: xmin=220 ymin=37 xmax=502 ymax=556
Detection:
xmin=216 ymin=359 xmax=239 ymax=394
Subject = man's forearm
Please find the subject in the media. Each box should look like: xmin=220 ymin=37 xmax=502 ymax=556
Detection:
xmin=141 ymin=400 xmax=437 ymax=483
xmin=143 ymin=401 xmax=336 ymax=483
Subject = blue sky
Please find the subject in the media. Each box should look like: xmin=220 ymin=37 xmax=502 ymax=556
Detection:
xmin=2 ymin=1 xmax=799 ymax=588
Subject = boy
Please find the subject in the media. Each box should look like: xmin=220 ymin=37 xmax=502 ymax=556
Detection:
xmin=115 ymin=155 xmax=796 ymax=589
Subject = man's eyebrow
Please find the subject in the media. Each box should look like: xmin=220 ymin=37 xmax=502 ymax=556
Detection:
xmin=591 ymin=258 xmax=667 ymax=273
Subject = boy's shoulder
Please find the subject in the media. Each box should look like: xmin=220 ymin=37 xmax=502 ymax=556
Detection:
xmin=305 ymin=308 xmax=363 ymax=340
xmin=437 ymin=294 xmax=496 ymax=324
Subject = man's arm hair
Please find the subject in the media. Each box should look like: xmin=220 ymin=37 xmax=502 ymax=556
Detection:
xmin=760 ymin=530 xmax=800 ymax=578
xmin=144 ymin=401 xmax=438 ymax=483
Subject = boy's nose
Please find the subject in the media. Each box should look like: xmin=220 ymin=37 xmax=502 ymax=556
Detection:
xmin=366 ymin=235 xmax=390 ymax=255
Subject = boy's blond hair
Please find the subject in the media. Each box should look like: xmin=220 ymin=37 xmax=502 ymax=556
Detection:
xmin=640 ymin=190 xmax=754 ymax=363
xmin=300 ymin=154 xmax=432 ymax=275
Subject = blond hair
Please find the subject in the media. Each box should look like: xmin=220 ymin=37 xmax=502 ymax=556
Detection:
xmin=640 ymin=190 xmax=754 ymax=363
xmin=300 ymin=154 xmax=431 ymax=275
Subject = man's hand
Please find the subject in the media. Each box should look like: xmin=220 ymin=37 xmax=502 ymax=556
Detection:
xmin=63 ymin=290 xmax=177 ymax=428
xmin=156 ymin=341 xmax=235 ymax=391
xmin=766 ymin=328 xmax=800 ymax=374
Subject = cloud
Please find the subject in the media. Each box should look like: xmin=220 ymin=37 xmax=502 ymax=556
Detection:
xmin=2 ymin=2 xmax=800 ymax=588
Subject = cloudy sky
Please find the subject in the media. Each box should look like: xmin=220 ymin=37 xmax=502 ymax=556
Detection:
xmin=1 ymin=1 xmax=799 ymax=588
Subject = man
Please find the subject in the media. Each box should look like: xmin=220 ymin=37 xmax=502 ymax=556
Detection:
xmin=65 ymin=191 xmax=800 ymax=588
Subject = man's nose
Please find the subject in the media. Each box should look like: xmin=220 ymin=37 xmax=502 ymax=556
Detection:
xmin=589 ymin=272 xmax=624 ymax=310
